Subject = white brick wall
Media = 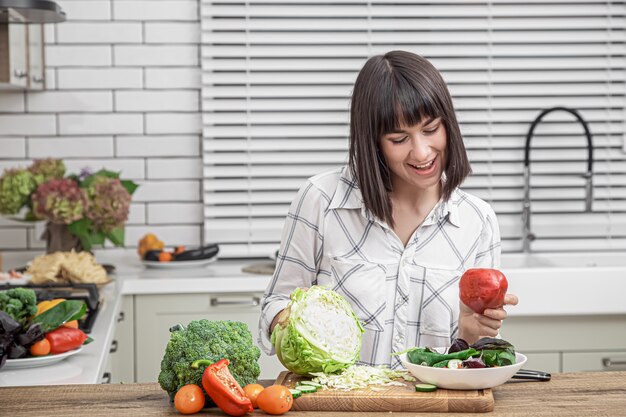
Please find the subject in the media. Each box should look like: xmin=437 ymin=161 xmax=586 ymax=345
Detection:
xmin=0 ymin=0 xmax=204 ymax=252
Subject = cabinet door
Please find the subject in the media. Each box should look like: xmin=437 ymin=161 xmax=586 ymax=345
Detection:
xmin=27 ymin=24 xmax=44 ymax=89
xmin=522 ymin=352 xmax=560 ymax=374
xmin=8 ymin=23 xmax=28 ymax=87
xmin=135 ymin=293 xmax=285 ymax=383
xmin=562 ymin=351 xmax=626 ymax=372
xmin=110 ymin=296 xmax=135 ymax=383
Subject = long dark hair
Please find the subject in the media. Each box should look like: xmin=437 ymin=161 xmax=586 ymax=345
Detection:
xmin=348 ymin=50 xmax=471 ymax=227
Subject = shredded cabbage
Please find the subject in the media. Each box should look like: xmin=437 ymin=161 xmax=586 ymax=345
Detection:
xmin=310 ymin=365 xmax=416 ymax=391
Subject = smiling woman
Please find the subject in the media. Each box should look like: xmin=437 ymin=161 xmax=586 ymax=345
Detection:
xmin=259 ymin=51 xmax=519 ymax=369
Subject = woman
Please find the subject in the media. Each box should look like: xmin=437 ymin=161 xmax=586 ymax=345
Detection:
xmin=259 ymin=50 xmax=518 ymax=368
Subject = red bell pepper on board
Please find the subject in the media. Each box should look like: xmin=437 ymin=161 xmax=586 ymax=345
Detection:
xmin=45 ymin=327 xmax=89 ymax=354
xmin=201 ymin=358 xmax=253 ymax=416
xmin=459 ymin=268 xmax=508 ymax=314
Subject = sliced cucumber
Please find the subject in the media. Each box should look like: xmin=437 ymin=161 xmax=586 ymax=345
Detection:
xmin=296 ymin=385 xmax=318 ymax=394
xmin=415 ymin=383 xmax=438 ymax=392
xmin=298 ymin=381 xmax=323 ymax=389
xmin=289 ymin=388 xmax=302 ymax=399
xmin=447 ymin=359 xmax=463 ymax=369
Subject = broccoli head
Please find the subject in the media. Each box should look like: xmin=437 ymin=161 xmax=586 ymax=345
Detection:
xmin=158 ymin=320 xmax=261 ymax=402
xmin=0 ymin=288 xmax=38 ymax=327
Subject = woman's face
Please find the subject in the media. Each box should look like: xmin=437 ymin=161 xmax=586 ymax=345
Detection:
xmin=379 ymin=116 xmax=447 ymax=193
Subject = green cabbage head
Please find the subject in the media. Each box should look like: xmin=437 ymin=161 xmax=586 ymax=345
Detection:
xmin=271 ymin=285 xmax=364 ymax=375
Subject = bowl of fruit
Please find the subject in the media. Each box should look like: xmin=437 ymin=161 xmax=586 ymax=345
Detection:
xmin=137 ymin=234 xmax=219 ymax=269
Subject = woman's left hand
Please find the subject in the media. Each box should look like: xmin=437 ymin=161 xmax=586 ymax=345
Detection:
xmin=458 ymin=294 xmax=519 ymax=344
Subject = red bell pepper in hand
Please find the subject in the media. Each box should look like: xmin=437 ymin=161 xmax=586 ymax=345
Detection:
xmin=201 ymin=359 xmax=253 ymax=416
xmin=45 ymin=327 xmax=89 ymax=354
xmin=459 ymin=268 xmax=508 ymax=314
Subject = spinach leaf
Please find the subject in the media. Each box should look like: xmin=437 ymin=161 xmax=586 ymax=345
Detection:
xmin=31 ymin=300 xmax=86 ymax=333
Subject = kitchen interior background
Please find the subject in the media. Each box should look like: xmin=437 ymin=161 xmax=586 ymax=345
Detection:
xmin=1 ymin=0 xmax=626 ymax=260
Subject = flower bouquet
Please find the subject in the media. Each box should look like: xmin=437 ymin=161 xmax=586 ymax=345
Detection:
xmin=0 ymin=159 xmax=138 ymax=252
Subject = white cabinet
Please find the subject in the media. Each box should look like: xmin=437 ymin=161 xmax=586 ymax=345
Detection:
xmin=0 ymin=17 xmax=45 ymax=89
xmin=501 ymin=315 xmax=626 ymax=372
xmin=109 ymin=296 xmax=135 ymax=384
xmin=133 ymin=293 xmax=285 ymax=383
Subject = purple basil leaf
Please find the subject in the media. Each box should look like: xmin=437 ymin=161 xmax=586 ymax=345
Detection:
xmin=449 ymin=338 xmax=470 ymax=353
xmin=463 ymin=357 xmax=487 ymax=368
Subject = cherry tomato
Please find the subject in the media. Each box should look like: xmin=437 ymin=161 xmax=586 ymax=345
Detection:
xmin=174 ymin=384 xmax=205 ymax=415
xmin=243 ymin=383 xmax=265 ymax=408
xmin=159 ymin=251 xmax=173 ymax=262
xmin=30 ymin=338 xmax=51 ymax=356
xmin=256 ymin=385 xmax=293 ymax=415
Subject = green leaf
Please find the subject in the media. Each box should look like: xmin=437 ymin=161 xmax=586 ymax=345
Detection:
xmin=88 ymin=232 xmax=106 ymax=246
xmin=68 ymin=218 xmax=90 ymax=236
xmin=31 ymin=300 xmax=87 ymax=333
xmin=107 ymin=228 xmax=125 ymax=246
xmin=120 ymin=180 xmax=139 ymax=195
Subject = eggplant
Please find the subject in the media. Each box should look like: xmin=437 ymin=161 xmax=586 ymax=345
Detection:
xmin=144 ymin=250 xmax=163 ymax=261
xmin=174 ymin=244 xmax=219 ymax=261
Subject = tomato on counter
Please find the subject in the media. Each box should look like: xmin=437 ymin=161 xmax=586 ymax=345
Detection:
xmin=256 ymin=385 xmax=293 ymax=415
xmin=174 ymin=384 xmax=205 ymax=415
xmin=243 ymin=383 xmax=264 ymax=408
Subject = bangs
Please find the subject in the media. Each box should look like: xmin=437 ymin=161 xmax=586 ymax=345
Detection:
xmin=378 ymin=72 xmax=444 ymax=135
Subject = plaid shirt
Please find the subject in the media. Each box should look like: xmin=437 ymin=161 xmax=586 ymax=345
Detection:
xmin=259 ymin=166 xmax=501 ymax=368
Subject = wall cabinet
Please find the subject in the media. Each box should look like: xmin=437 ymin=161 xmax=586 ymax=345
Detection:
xmin=0 ymin=19 xmax=45 ymax=89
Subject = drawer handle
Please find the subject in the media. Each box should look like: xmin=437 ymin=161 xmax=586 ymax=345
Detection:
xmin=101 ymin=372 xmax=111 ymax=384
xmin=602 ymin=357 xmax=626 ymax=368
xmin=117 ymin=311 xmax=125 ymax=323
xmin=109 ymin=340 xmax=118 ymax=354
xmin=210 ymin=297 xmax=260 ymax=307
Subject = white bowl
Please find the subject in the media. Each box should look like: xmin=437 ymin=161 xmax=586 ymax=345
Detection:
xmin=400 ymin=349 xmax=527 ymax=390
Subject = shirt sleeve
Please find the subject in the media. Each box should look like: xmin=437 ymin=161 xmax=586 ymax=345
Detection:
xmin=473 ymin=204 xmax=502 ymax=269
xmin=258 ymin=180 xmax=326 ymax=355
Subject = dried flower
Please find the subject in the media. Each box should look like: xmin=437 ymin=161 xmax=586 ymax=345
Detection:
xmin=28 ymin=159 xmax=66 ymax=185
xmin=0 ymin=168 xmax=36 ymax=215
xmin=85 ymin=177 xmax=131 ymax=232
xmin=32 ymin=178 xmax=87 ymax=224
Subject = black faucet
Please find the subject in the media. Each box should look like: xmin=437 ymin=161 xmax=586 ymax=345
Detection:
xmin=522 ymin=107 xmax=594 ymax=252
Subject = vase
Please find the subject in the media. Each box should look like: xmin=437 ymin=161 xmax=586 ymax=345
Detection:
xmin=41 ymin=222 xmax=84 ymax=254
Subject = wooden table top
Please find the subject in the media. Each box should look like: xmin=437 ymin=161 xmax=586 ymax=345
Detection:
xmin=1 ymin=371 xmax=625 ymax=416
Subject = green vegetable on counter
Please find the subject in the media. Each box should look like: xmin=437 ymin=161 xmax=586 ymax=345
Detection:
xmin=271 ymin=286 xmax=364 ymax=376
xmin=0 ymin=288 xmax=38 ymax=327
xmin=158 ymin=320 xmax=261 ymax=403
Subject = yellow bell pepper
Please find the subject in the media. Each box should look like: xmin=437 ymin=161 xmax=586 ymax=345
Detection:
xmin=36 ymin=298 xmax=79 ymax=329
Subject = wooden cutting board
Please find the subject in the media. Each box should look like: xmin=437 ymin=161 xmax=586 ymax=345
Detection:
xmin=275 ymin=371 xmax=494 ymax=413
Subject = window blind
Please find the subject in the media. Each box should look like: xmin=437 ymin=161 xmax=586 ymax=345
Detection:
xmin=200 ymin=0 xmax=626 ymax=258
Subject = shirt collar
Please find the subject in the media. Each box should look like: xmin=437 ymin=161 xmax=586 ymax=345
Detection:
xmin=328 ymin=166 xmax=462 ymax=228
xmin=328 ymin=167 xmax=364 ymax=210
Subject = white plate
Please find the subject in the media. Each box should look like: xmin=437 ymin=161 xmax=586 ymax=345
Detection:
xmin=2 ymin=347 xmax=83 ymax=370
xmin=400 ymin=349 xmax=527 ymax=390
xmin=142 ymin=255 xmax=218 ymax=269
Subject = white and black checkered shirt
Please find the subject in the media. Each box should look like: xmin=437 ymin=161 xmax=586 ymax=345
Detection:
xmin=259 ymin=166 xmax=501 ymax=369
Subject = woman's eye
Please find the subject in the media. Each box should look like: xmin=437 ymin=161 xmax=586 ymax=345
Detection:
xmin=424 ymin=124 xmax=440 ymax=135
xmin=391 ymin=136 xmax=408 ymax=144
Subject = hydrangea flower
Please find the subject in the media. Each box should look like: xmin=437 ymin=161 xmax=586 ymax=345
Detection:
xmin=32 ymin=178 xmax=87 ymax=224
xmin=85 ymin=177 xmax=131 ymax=232
xmin=0 ymin=169 xmax=36 ymax=215
xmin=28 ymin=158 xmax=66 ymax=185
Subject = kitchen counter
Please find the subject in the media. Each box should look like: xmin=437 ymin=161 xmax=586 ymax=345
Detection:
xmin=1 ymin=371 xmax=625 ymax=416
xmin=0 ymin=278 xmax=122 ymax=387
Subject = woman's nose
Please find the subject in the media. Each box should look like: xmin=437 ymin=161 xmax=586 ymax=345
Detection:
xmin=410 ymin=136 xmax=430 ymax=161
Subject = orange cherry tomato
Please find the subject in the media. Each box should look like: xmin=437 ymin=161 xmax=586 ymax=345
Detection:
xmin=30 ymin=338 xmax=51 ymax=356
xmin=174 ymin=384 xmax=205 ymax=415
xmin=63 ymin=320 xmax=79 ymax=329
xmin=243 ymin=383 xmax=265 ymax=408
xmin=174 ymin=245 xmax=186 ymax=255
xmin=256 ymin=385 xmax=293 ymax=415
xmin=159 ymin=251 xmax=173 ymax=262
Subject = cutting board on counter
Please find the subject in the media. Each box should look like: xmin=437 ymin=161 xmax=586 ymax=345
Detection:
xmin=275 ymin=371 xmax=494 ymax=413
